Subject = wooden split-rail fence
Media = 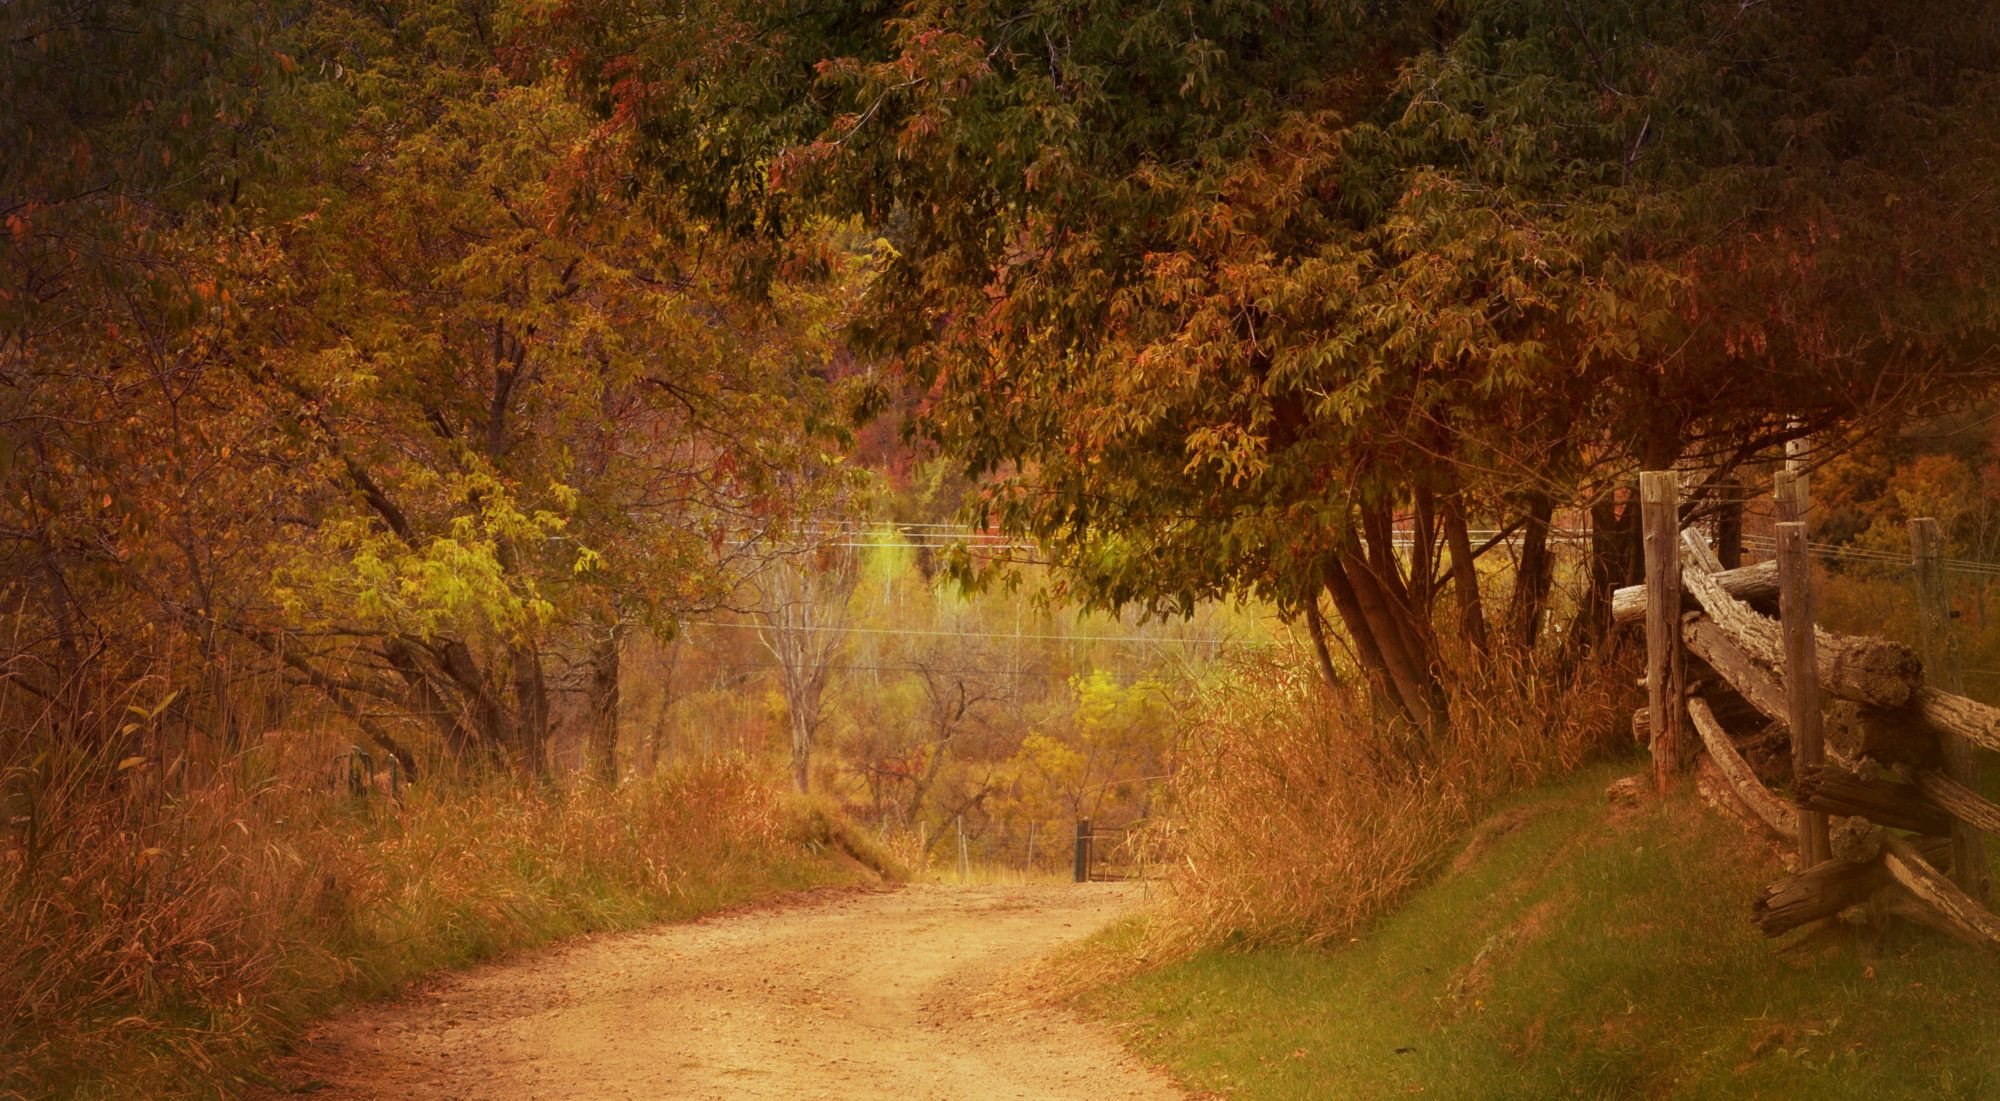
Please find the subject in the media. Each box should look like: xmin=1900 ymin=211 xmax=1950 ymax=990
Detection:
xmin=1622 ymin=469 xmax=2000 ymax=946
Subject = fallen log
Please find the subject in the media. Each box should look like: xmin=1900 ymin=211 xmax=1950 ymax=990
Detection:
xmin=1881 ymin=834 xmax=2000 ymax=948
xmin=1679 ymin=557 xmax=1922 ymax=708
xmin=1689 ymin=696 xmax=1797 ymax=842
xmin=1796 ymin=766 xmax=1953 ymax=836
xmin=1611 ymin=560 xmax=1778 ymax=626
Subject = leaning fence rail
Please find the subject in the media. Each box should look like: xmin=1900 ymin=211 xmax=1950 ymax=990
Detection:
xmin=1619 ymin=470 xmax=2000 ymax=947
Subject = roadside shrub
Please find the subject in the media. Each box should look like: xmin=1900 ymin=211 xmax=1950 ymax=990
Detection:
xmin=780 ymin=791 xmax=912 ymax=881
xmin=1 ymin=721 xmax=857 ymax=1101
xmin=1154 ymin=642 xmax=1629 ymax=949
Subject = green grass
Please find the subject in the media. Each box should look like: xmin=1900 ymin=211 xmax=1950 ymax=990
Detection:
xmin=1090 ymin=761 xmax=2000 ymax=1101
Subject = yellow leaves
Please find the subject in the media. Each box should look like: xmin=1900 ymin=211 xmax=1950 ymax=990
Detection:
xmin=126 ymin=691 xmax=179 ymax=723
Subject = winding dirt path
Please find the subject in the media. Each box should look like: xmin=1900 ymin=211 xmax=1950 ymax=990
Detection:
xmin=259 ymin=883 xmax=1184 ymax=1100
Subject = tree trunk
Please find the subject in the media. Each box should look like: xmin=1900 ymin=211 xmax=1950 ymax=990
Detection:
xmin=1336 ymin=540 xmax=1446 ymax=737
xmin=1509 ymin=491 xmax=1555 ymax=648
xmin=587 ymin=625 xmax=623 ymax=785
xmin=791 ymin=706 xmax=813 ymax=793
xmin=1408 ymin=487 xmax=1437 ymax=616
xmin=433 ymin=637 xmax=516 ymax=758
xmin=382 ymin=639 xmax=483 ymax=762
xmin=1571 ymin=495 xmax=1627 ymax=647
xmin=1321 ymin=557 xmax=1398 ymax=707
xmin=1441 ymin=491 xmax=1489 ymax=656
xmin=1360 ymin=500 xmax=1413 ymax=614
xmin=1302 ymin=591 xmax=1344 ymax=693
xmin=510 ymin=642 xmax=550 ymax=777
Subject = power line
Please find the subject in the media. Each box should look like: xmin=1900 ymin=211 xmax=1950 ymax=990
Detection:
xmin=681 ymin=619 xmax=1264 ymax=647
xmin=668 ymin=656 xmax=1168 ymax=681
xmin=1739 ymin=536 xmax=2000 ymax=577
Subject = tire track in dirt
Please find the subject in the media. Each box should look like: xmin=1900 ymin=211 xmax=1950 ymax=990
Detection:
xmin=258 ymin=883 xmax=1184 ymax=1101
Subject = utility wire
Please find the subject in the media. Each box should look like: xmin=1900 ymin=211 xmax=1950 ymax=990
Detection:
xmin=669 ymin=657 xmax=1165 ymax=681
xmin=682 ymin=619 xmax=1264 ymax=647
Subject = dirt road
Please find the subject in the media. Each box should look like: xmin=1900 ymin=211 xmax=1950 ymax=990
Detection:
xmin=260 ymin=883 xmax=1185 ymax=1101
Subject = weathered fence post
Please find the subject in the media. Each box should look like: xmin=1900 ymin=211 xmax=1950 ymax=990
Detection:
xmin=1026 ymin=819 xmax=1036 ymax=871
xmin=1074 ymin=818 xmax=1091 ymax=883
xmin=1774 ymin=521 xmax=1832 ymax=867
xmin=1785 ymin=434 xmax=1812 ymax=513
xmin=956 ymin=815 xmax=969 ymax=880
xmin=1912 ymin=517 xmax=1989 ymax=902
xmin=1639 ymin=472 xmax=1686 ymax=791
xmin=1774 ymin=467 xmax=1807 ymax=530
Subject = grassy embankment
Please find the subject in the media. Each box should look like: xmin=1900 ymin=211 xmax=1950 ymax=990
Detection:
xmin=2 ymin=747 xmax=900 ymax=1101
xmin=1091 ymin=760 xmax=2000 ymax=1100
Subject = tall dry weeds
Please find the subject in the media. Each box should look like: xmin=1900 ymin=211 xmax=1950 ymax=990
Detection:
xmin=1 ymin=710 xmax=850 ymax=1101
xmin=1151 ymin=642 xmax=1629 ymax=950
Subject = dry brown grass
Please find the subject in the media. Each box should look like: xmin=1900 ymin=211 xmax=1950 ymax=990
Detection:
xmin=1 ymin=716 xmax=861 ymax=1101
xmin=1150 ymin=642 xmax=1629 ymax=950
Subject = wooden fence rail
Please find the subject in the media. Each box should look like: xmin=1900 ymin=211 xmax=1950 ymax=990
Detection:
xmin=1618 ymin=470 xmax=1999 ymax=947
xmin=1074 ymin=818 xmax=1153 ymax=883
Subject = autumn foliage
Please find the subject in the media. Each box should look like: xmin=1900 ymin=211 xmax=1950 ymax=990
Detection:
xmin=551 ymin=0 xmax=2000 ymax=731
xmin=8 ymin=0 xmax=2000 ymax=1092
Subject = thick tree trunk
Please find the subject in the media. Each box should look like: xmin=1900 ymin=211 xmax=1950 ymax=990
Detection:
xmin=587 ymin=625 xmax=623 ymax=785
xmin=1335 ymin=540 xmax=1446 ymax=737
xmin=382 ymin=639 xmax=483 ymax=761
xmin=1360 ymin=501 xmax=1413 ymax=614
xmin=433 ymin=637 xmax=516 ymax=755
xmin=1321 ymin=557 xmax=1398 ymax=706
